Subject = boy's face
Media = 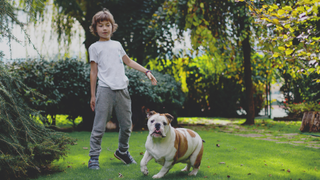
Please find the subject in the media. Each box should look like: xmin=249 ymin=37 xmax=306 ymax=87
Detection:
xmin=96 ymin=20 xmax=112 ymax=41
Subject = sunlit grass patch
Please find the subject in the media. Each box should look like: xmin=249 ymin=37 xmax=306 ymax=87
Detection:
xmin=34 ymin=115 xmax=83 ymax=127
xmin=178 ymin=117 xmax=246 ymax=125
xmin=46 ymin=115 xmax=82 ymax=127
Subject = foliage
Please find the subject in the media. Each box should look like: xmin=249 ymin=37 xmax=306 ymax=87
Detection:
xmin=280 ymin=66 xmax=320 ymax=104
xmin=154 ymin=0 xmax=267 ymax=124
xmin=0 ymin=0 xmax=46 ymax=57
xmin=157 ymin=0 xmax=244 ymax=52
xmin=1 ymin=0 xmax=17 ymax=40
xmin=284 ymin=101 xmax=320 ymax=118
xmin=127 ymin=68 xmax=185 ymax=107
xmin=14 ymin=0 xmax=172 ymax=64
xmin=7 ymin=58 xmax=185 ymax=130
xmin=126 ymin=67 xmax=185 ymax=128
xmin=147 ymin=53 xmax=269 ymax=117
xmin=0 ymin=62 xmax=75 ymax=179
xmin=8 ymin=58 xmax=91 ymax=127
xmin=280 ymin=67 xmax=320 ymax=117
xmin=248 ymin=0 xmax=320 ymax=118
xmin=248 ymin=0 xmax=320 ymax=79
xmin=1 ymin=2 xmax=75 ymax=179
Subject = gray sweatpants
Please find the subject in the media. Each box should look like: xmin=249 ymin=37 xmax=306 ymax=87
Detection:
xmin=89 ymin=86 xmax=132 ymax=157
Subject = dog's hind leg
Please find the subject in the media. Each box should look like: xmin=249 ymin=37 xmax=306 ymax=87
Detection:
xmin=152 ymin=161 xmax=173 ymax=178
xmin=188 ymin=167 xmax=200 ymax=176
xmin=188 ymin=142 xmax=204 ymax=176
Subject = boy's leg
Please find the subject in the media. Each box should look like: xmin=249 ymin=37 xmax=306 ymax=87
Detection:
xmin=113 ymin=88 xmax=136 ymax=164
xmin=114 ymin=88 xmax=132 ymax=153
xmin=89 ymin=86 xmax=114 ymax=157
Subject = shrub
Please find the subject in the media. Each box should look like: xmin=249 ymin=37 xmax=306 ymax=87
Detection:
xmin=280 ymin=65 xmax=320 ymax=117
xmin=280 ymin=65 xmax=320 ymax=104
xmin=283 ymin=101 xmax=320 ymax=118
xmin=8 ymin=58 xmax=185 ymax=130
xmin=182 ymin=65 xmax=244 ymax=117
xmin=147 ymin=54 xmax=267 ymax=117
xmin=8 ymin=58 xmax=92 ymax=128
xmin=0 ymin=62 xmax=75 ymax=179
xmin=126 ymin=67 xmax=185 ymax=128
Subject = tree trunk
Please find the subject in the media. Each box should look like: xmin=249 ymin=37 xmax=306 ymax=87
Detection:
xmin=84 ymin=31 xmax=99 ymax=63
xmin=300 ymin=111 xmax=320 ymax=132
xmin=135 ymin=42 xmax=144 ymax=65
xmin=239 ymin=10 xmax=255 ymax=125
xmin=83 ymin=4 xmax=100 ymax=63
xmin=242 ymin=36 xmax=255 ymax=125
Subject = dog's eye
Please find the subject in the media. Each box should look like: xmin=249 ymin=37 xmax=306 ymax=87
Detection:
xmin=150 ymin=120 xmax=155 ymax=123
xmin=163 ymin=122 xmax=167 ymax=126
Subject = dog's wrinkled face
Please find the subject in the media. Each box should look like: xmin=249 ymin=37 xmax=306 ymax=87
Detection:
xmin=147 ymin=111 xmax=174 ymax=138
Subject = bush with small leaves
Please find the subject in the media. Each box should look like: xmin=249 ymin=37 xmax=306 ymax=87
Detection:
xmin=0 ymin=62 xmax=75 ymax=179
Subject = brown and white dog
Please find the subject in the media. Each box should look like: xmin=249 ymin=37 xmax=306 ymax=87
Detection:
xmin=140 ymin=111 xmax=204 ymax=178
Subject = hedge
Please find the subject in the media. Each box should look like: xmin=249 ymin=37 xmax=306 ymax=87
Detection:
xmin=8 ymin=58 xmax=185 ymax=130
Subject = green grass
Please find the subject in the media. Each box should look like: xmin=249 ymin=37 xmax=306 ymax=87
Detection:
xmin=35 ymin=117 xmax=320 ymax=180
xmin=179 ymin=117 xmax=320 ymax=144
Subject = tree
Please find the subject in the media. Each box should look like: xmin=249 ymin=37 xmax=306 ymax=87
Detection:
xmin=156 ymin=0 xmax=262 ymax=124
xmin=0 ymin=0 xmax=46 ymax=58
xmin=249 ymin=0 xmax=320 ymax=79
xmin=0 ymin=1 xmax=75 ymax=179
xmin=19 ymin=0 xmax=173 ymax=64
xmin=0 ymin=62 xmax=75 ymax=179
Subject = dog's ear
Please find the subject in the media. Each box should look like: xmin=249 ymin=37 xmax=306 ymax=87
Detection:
xmin=147 ymin=110 xmax=157 ymax=118
xmin=164 ymin=113 xmax=174 ymax=123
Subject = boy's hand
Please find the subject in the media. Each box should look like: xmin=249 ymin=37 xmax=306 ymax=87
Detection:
xmin=90 ymin=97 xmax=96 ymax=111
xmin=146 ymin=72 xmax=157 ymax=85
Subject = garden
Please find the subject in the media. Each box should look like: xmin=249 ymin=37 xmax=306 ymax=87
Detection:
xmin=1 ymin=0 xmax=320 ymax=180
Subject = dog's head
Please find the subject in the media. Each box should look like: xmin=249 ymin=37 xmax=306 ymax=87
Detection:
xmin=147 ymin=111 xmax=174 ymax=138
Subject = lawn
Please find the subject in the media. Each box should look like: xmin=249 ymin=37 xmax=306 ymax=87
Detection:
xmin=35 ymin=117 xmax=320 ymax=180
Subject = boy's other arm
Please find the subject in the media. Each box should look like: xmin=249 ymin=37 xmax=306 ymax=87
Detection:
xmin=90 ymin=61 xmax=98 ymax=111
xmin=122 ymin=55 xmax=157 ymax=85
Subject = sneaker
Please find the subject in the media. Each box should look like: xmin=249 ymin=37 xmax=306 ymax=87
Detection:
xmin=114 ymin=149 xmax=137 ymax=164
xmin=88 ymin=156 xmax=100 ymax=169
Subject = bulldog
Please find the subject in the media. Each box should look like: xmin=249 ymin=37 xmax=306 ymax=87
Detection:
xmin=140 ymin=111 xmax=204 ymax=178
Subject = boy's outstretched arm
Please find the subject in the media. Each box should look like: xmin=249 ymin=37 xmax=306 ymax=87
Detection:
xmin=122 ymin=55 xmax=157 ymax=85
xmin=90 ymin=61 xmax=98 ymax=111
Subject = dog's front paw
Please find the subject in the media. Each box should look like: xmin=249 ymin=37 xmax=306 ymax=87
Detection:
xmin=140 ymin=166 xmax=149 ymax=175
xmin=181 ymin=165 xmax=190 ymax=172
xmin=152 ymin=173 xmax=164 ymax=179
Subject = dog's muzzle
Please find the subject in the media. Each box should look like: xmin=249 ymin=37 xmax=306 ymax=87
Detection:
xmin=151 ymin=123 xmax=165 ymax=138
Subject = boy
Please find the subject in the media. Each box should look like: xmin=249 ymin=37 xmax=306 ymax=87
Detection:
xmin=88 ymin=8 xmax=157 ymax=169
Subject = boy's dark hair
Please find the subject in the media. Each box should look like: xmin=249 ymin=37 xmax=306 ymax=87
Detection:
xmin=89 ymin=8 xmax=118 ymax=37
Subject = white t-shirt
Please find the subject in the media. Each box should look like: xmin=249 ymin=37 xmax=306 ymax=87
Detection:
xmin=89 ymin=40 xmax=128 ymax=90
